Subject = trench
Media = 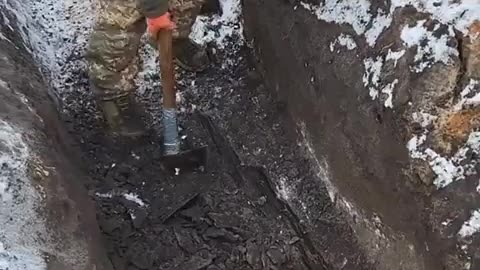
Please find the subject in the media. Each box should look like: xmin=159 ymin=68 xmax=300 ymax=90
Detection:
xmin=8 ymin=0 xmax=372 ymax=269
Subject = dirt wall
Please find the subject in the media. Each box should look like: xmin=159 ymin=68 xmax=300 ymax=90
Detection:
xmin=0 ymin=3 xmax=112 ymax=270
xmin=244 ymin=1 xmax=480 ymax=269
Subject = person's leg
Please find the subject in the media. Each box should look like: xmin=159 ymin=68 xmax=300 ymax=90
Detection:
xmin=87 ymin=0 xmax=147 ymax=136
xmin=170 ymin=0 xmax=210 ymax=72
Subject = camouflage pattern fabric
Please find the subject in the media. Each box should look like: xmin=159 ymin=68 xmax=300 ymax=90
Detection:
xmin=87 ymin=0 xmax=205 ymax=100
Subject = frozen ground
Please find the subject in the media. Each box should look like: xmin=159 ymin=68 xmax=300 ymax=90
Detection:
xmin=0 ymin=0 xmax=370 ymax=269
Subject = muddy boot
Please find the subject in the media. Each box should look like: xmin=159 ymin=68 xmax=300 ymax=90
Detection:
xmin=174 ymin=38 xmax=210 ymax=72
xmin=99 ymin=95 xmax=147 ymax=138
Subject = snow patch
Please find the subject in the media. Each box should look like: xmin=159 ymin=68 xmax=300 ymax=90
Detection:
xmin=400 ymin=20 xmax=457 ymax=73
xmin=123 ymin=193 xmax=147 ymax=207
xmin=277 ymin=176 xmax=293 ymax=201
xmin=381 ymin=79 xmax=398 ymax=108
xmin=330 ymin=33 xmax=357 ymax=52
xmin=190 ymin=0 xmax=244 ymax=48
xmin=426 ymin=148 xmax=465 ymax=188
xmin=391 ymin=0 xmax=480 ymax=36
xmin=408 ymin=130 xmax=480 ymax=189
xmin=411 ymin=111 xmax=437 ymax=128
xmin=0 ymin=120 xmax=29 ymax=202
xmin=455 ymin=79 xmax=480 ymax=110
xmin=459 ymin=210 xmax=480 ymax=238
xmin=300 ymin=1 xmax=374 ymax=41
xmin=363 ymin=55 xmax=402 ymax=108
xmin=95 ymin=192 xmax=113 ymax=199
xmin=363 ymin=56 xmax=383 ymax=100
xmin=299 ymin=123 xmax=337 ymax=202
xmin=386 ymin=49 xmax=405 ymax=67
xmin=96 ymin=191 xmax=147 ymax=207
xmin=301 ymin=0 xmax=480 ymax=48
xmin=0 ymin=120 xmax=47 ymax=270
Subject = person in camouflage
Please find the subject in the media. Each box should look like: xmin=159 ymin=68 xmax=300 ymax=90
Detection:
xmin=87 ymin=0 xmax=208 ymax=137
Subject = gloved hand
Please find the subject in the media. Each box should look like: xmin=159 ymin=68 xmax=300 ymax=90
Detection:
xmin=147 ymin=12 xmax=176 ymax=40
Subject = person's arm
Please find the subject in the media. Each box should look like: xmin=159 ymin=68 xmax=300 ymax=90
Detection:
xmin=140 ymin=0 xmax=169 ymax=18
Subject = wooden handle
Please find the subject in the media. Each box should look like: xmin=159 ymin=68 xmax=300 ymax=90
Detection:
xmin=157 ymin=30 xmax=176 ymax=109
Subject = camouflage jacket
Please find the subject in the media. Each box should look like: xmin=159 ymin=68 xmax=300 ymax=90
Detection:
xmin=140 ymin=0 xmax=169 ymax=18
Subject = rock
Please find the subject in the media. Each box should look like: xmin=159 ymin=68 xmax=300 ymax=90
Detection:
xmin=180 ymin=205 xmax=207 ymax=222
xmin=126 ymin=243 xmax=154 ymax=269
xmin=267 ymin=247 xmax=286 ymax=266
xmin=288 ymin=237 xmax=300 ymax=245
xmin=111 ymin=254 xmax=127 ymax=270
xmin=174 ymin=226 xmax=201 ymax=254
xmin=257 ymin=196 xmax=267 ymax=206
xmin=465 ymin=21 xmax=480 ymax=78
xmin=99 ymin=217 xmax=122 ymax=234
xmin=208 ymin=212 xmax=241 ymax=228
xmin=178 ymin=252 xmax=215 ymax=270
xmin=203 ymin=227 xmax=239 ymax=242
xmin=130 ymin=208 xmax=148 ymax=229
xmin=246 ymin=241 xmax=262 ymax=269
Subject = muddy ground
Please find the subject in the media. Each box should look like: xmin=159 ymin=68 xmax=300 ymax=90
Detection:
xmin=55 ymin=41 xmax=375 ymax=270
xmin=21 ymin=2 xmax=377 ymax=270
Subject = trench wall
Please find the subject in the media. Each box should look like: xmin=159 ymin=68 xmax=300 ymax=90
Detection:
xmin=244 ymin=1 xmax=480 ymax=269
xmin=0 ymin=1 xmax=112 ymax=269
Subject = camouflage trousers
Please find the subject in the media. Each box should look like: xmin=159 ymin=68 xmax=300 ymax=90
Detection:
xmin=87 ymin=0 xmax=205 ymax=100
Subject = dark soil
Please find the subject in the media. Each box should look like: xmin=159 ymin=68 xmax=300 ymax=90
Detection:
xmin=55 ymin=20 xmax=370 ymax=270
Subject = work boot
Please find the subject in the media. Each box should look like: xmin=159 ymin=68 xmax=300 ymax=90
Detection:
xmin=174 ymin=38 xmax=210 ymax=72
xmin=98 ymin=95 xmax=147 ymax=138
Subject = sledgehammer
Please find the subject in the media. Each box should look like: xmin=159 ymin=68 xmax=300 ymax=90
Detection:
xmin=157 ymin=29 xmax=207 ymax=172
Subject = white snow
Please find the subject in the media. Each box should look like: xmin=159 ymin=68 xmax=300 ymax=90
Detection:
xmin=301 ymin=0 xmax=480 ymax=48
xmin=300 ymin=1 xmax=373 ymax=39
xmin=455 ymin=79 xmax=480 ymax=110
xmin=301 ymin=0 xmax=479 ymax=91
xmin=96 ymin=191 xmax=147 ymax=207
xmin=299 ymin=123 xmax=337 ymax=202
xmin=364 ymin=10 xmax=391 ymax=46
xmin=459 ymin=210 xmax=480 ymax=238
xmin=407 ymin=134 xmax=426 ymax=158
xmin=95 ymin=192 xmax=114 ymax=199
xmin=363 ymin=57 xmax=383 ymax=100
xmin=336 ymin=33 xmax=357 ymax=50
xmin=330 ymin=33 xmax=357 ymax=52
xmin=425 ymin=148 xmax=465 ymax=188
xmin=97 ymin=191 xmax=146 ymax=205
xmin=381 ymin=79 xmax=398 ymax=108
xmin=362 ymin=49 xmax=407 ymax=108
xmin=400 ymin=20 xmax=457 ymax=73
xmin=123 ymin=193 xmax=147 ymax=207
xmin=0 ymin=120 xmax=47 ymax=270
xmin=300 ymin=0 xmax=389 ymax=46
xmin=386 ymin=49 xmax=405 ymax=67
xmin=0 ymin=121 xmax=29 ymax=202
xmin=190 ymin=0 xmax=244 ymax=48
xmin=277 ymin=176 xmax=293 ymax=201
xmin=391 ymin=0 xmax=480 ymax=36
xmin=408 ymin=131 xmax=480 ymax=189
xmin=411 ymin=111 xmax=437 ymax=128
